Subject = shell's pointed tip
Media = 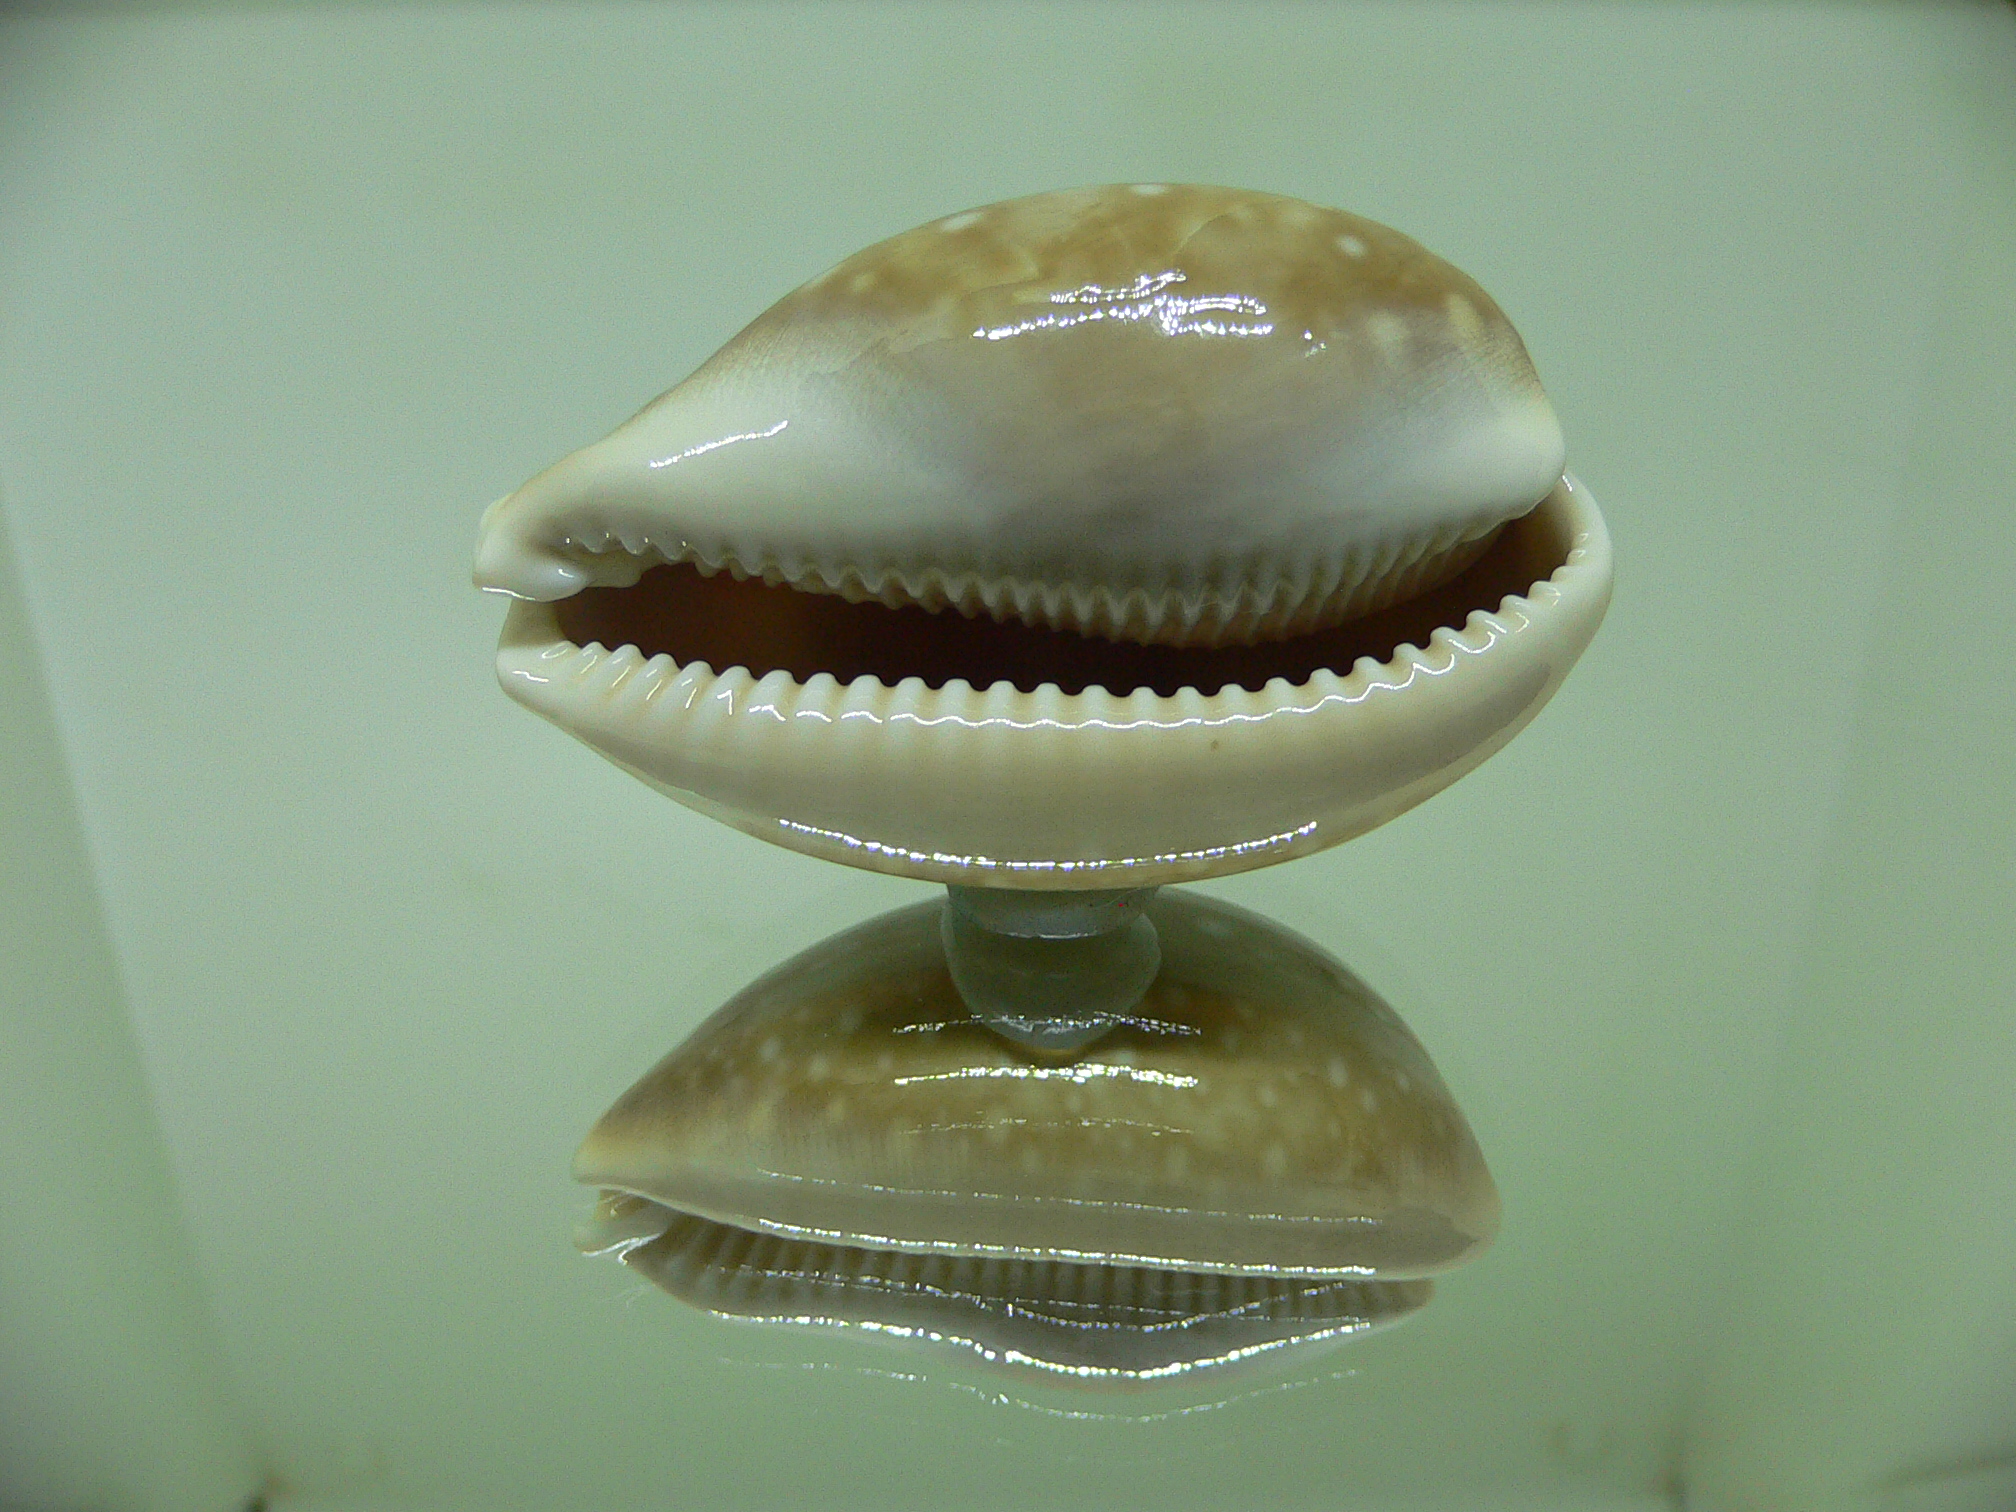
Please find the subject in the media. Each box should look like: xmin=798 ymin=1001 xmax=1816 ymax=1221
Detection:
xmin=574 ymin=1189 xmax=677 ymax=1257
xmin=472 ymin=533 xmax=592 ymax=602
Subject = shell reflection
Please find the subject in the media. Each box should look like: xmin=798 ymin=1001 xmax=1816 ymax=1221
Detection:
xmin=591 ymin=1203 xmax=1429 ymax=1387
xmin=576 ymin=891 xmax=1494 ymax=1385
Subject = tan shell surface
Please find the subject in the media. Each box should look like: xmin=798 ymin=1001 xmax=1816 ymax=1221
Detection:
xmin=785 ymin=184 xmax=1495 ymax=322
xmin=738 ymin=180 xmax=1545 ymax=415
xmin=575 ymin=890 xmax=1498 ymax=1278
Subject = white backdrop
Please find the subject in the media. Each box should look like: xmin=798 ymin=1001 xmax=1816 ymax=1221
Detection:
xmin=3 ymin=4 xmax=2013 ymax=1510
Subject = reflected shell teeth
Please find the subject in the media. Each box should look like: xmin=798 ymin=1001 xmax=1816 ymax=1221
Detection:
xmin=602 ymin=1207 xmax=1430 ymax=1388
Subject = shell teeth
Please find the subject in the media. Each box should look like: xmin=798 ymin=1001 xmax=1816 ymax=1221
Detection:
xmin=540 ymin=512 xmax=1503 ymax=647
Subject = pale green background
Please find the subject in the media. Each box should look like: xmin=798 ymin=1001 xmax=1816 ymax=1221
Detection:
xmin=2 ymin=3 xmax=2013 ymax=1510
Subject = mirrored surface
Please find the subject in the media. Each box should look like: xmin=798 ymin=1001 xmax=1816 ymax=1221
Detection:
xmin=4 ymin=5 xmax=2013 ymax=1509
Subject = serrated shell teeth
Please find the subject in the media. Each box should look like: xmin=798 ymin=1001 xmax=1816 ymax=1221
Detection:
xmin=505 ymin=510 xmax=1508 ymax=650
xmin=493 ymin=479 xmax=1610 ymax=886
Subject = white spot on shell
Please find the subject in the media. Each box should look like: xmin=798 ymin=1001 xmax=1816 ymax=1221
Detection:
xmin=1327 ymin=1057 xmax=1351 ymax=1089
xmin=758 ymin=1036 xmax=782 ymax=1064
xmin=1130 ymin=183 xmax=1170 ymax=196
xmin=1359 ymin=1087 xmax=1379 ymax=1113
xmin=1368 ymin=312 xmax=1408 ymax=360
xmin=806 ymin=1053 xmax=831 ymax=1082
xmin=849 ymin=272 xmax=876 ymax=293
xmin=1447 ymin=293 xmax=1482 ymax=344
xmin=1255 ymin=1082 xmax=1279 ymax=1110
xmin=1337 ymin=234 xmax=1368 ymax=258
xmin=938 ymin=211 xmax=981 ymax=232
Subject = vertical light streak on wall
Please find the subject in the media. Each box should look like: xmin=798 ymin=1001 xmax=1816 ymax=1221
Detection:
xmin=1684 ymin=14 xmax=2016 ymax=1507
xmin=0 ymin=507 xmax=260 ymax=1512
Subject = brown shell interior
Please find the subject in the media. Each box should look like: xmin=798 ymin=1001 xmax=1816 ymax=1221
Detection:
xmin=553 ymin=494 xmax=1570 ymax=696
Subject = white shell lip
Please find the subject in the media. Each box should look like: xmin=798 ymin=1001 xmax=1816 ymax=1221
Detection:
xmin=494 ymin=474 xmax=1611 ymax=888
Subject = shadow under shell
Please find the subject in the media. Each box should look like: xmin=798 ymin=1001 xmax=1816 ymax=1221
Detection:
xmin=575 ymin=890 xmax=1496 ymax=1386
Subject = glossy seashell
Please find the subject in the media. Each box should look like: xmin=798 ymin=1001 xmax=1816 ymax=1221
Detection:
xmin=477 ymin=183 xmax=1563 ymax=647
xmin=475 ymin=186 xmax=1611 ymax=886
xmin=574 ymin=890 xmax=1495 ymax=1384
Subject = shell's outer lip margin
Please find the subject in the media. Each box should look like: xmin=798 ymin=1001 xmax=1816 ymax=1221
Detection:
xmin=712 ymin=1311 xmax=1395 ymax=1388
xmin=579 ymin=1185 xmax=1466 ymax=1282
xmin=494 ymin=474 xmax=1611 ymax=887
xmin=768 ymin=816 xmax=1322 ymax=877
